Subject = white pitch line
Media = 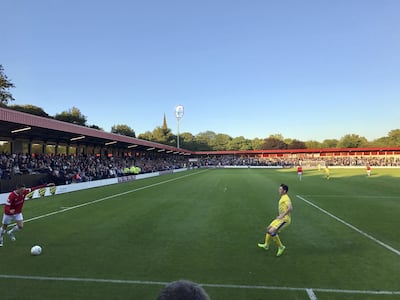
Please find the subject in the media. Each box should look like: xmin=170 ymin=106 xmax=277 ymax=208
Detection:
xmin=24 ymin=170 xmax=208 ymax=224
xmin=296 ymin=195 xmax=400 ymax=256
xmin=0 ymin=275 xmax=399 ymax=296
xmin=301 ymin=195 xmax=400 ymax=199
xmin=306 ymin=288 xmax=318 ymax=300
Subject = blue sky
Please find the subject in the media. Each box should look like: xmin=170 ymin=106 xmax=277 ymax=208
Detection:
xmin=2 ymin=0 xmax=400 ymax=142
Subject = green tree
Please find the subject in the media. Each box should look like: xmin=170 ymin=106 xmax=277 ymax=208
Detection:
xmin=8 ymin=104 xmax=50 ymax=117
xmin=305 ymin=140 xmax=322 ymax=149
xmin=371 ymin=137 xmax=390 ymax=147
xmin=194 ymin=131 xmax=216 ymax=151
xmin=212 ymin=133 xmax=232 ymax=150
xmin=261 ymin=137 xmax=288 ymax=150
xmin=179 ymin=132 xmax=196 ymax=150
xmin=283 ymin=138 xmax=292 ymax=145
xmin=288 ymin=139 xmax=306 ymax=149
xmin=192 ymin=139 xmax=212 ymax=151
xmin=54 ymin=107 xmax=87 ymax=126
xmin=138 ymin=131 xmax=153 ymax=142
xmin=227 ymin=136 xmax=252 ymax=150
xmin=269 ymin=133 xmax=284 ymax=141
xmin=196 ymin=131 xmax=216 ymax=149
xmin=0 ymin=64 xmax=15 ymax=105
xmin=387 ymin=129 xmax=400 ymax=146
xmin=111 ymin=124 xmax=136 ymax=137
xmin=337 ymin=134 xmax=368 ymax=148
xmin=251 ymin=138 xmax=265 ymax=150
xmin=152 ymin=126 xmax=175 ymax=145
xmin=321 ymin=139 xmax=339 ymax=148
xmin=89 ymin=124 xmax=103 ymax=130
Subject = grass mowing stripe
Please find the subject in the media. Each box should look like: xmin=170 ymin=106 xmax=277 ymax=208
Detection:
xmin=296 ymin=194 xmax=400 ymax=256
xmin=23 ymin=170 xmax=209 ymax=224
xmin=0 ymin=275 xmax=399 ymax=296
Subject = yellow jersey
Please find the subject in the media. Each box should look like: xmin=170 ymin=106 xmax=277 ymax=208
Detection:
xmin=278 ymin=194 xmax=292 ymax=224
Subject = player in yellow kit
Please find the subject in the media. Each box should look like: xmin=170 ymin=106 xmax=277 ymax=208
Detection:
xmin=258 ymin=183 xmax=293 ymax=257
xmin=324 ymin=165 xmax=330 ymax=179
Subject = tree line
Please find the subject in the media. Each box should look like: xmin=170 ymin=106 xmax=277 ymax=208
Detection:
xmin=1 ymin=64 xmax=400 ymax=151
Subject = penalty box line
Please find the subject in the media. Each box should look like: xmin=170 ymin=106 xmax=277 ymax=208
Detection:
xmin=296 ymin=195 xmax=400 ymax=256
xmin=24 ymin=170 xmax=209 ymax=224
xmin=0 ymin=275 xmax=399 ymax=296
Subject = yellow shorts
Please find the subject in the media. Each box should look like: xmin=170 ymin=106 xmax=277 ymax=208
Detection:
xmin=269 ymin=218 xmax=290 ymax=232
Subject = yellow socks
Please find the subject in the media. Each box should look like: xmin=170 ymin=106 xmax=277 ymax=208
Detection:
xmin=265 ymin=233 xmax=271 ymax=246
xmin=273 ymin=234 xmax=283 ymax=247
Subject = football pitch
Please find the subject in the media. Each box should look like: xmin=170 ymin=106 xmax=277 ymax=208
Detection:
xmin=1 ymin=168 xmax=399 ymax=299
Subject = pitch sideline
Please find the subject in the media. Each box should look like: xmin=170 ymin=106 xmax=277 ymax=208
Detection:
xmin=296 ymin=194 xmax=400 ymax=256
xmin=0 ymin=274 xmax=399 ymax=297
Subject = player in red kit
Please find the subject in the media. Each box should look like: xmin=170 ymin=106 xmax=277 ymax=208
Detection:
xmin=0 ymin=182 xmax=54 ymax=247
xmin=297 ymin=165 xmax=303 ymax=181
xmin=366 ymin=165 xmax=371 ymax=177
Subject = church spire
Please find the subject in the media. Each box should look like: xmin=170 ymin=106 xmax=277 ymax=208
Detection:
xmin=162 ymin=113 xmax=168 ymax=129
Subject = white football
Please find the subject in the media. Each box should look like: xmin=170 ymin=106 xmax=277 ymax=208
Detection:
xmin=31 ymin=245 xmax=42 ymax=256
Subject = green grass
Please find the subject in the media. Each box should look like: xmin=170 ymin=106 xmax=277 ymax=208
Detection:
xmin=1 ymin=168 xmax=400 ymax=299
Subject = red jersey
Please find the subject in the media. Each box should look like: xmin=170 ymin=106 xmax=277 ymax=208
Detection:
xmin=4 ymin=184 xmax=46 ymax=215
xmin=297 ymin=166 xmax=303 ymax=173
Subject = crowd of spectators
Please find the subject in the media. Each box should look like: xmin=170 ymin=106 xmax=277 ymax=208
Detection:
xmin=1 ymin=152 xmax=400 ymax=184
xmin=0 ymin=152 xmax=189 ymax=184
xmin=197 ymin=155 xmax=292 ymax=167
xmin=324 ymin=157 xmax=400 ymax=167
xmin=197 ymin=155 xmax=400 ymax=168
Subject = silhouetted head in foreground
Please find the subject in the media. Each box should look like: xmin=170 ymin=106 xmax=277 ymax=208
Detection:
xmin=157 ymin=280 xmax=210 ymax=300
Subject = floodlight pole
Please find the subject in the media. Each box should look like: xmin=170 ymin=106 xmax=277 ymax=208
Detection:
xmin=175 ymin=105 xmax=184 ymax=148
xmin=177 ymin=120 xmax=180 ymax=148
